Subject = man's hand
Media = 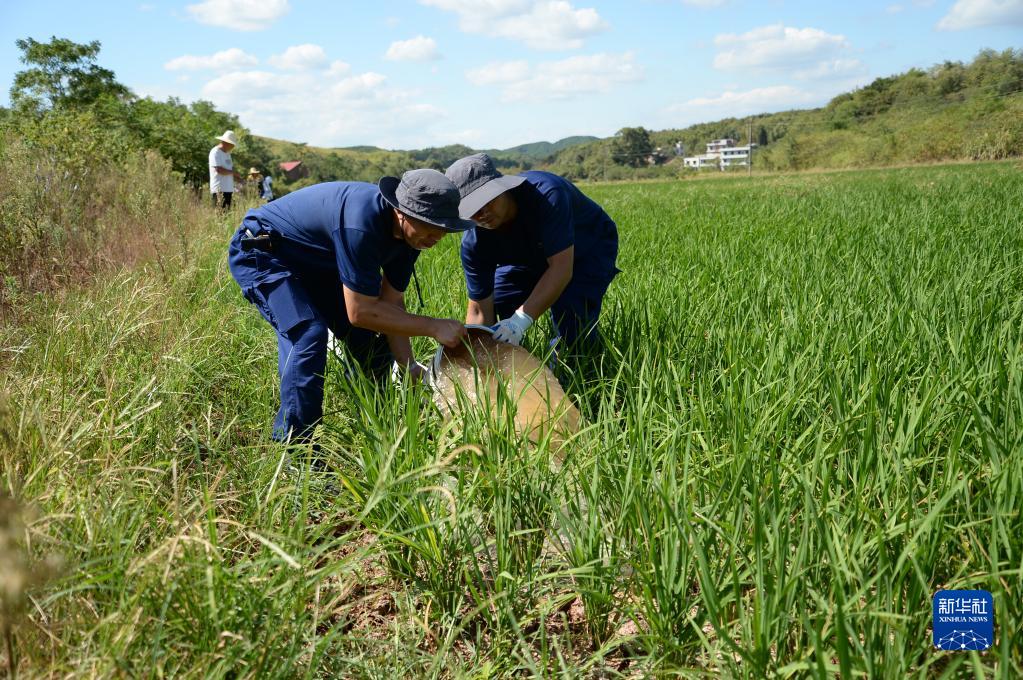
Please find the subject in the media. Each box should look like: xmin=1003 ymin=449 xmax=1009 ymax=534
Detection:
xmin=432 ymin=319 xmax=468 ymax=348
xmin=492 ymin=308 xmax=533 ymax=345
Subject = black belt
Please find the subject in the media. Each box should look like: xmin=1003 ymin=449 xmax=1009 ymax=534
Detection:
xmin=240 ymin=228 xmax=275 ymax=252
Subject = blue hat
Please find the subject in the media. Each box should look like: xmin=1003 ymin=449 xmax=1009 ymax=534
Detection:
xmin=445 ymin=153 xmax=526 ymax=220
xmin=379 ymin=169 xmax=476 ymax=233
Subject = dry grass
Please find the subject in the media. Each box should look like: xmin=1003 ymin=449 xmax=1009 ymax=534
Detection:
xmin=0 ymin=126 xmax=241 ymax=323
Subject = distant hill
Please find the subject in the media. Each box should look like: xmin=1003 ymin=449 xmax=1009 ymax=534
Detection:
xmin=340 ymin=145 xmax=387 ymax=153
xmin=489 ymin=136 xmax=599 ymax=161
xmin=254 ymin=135 xmax=601 ymax=191
xmin=256 ymin=48 xmax=1022 ymax=189
xmin=546 ymin=48 xmax=1023 ymax=180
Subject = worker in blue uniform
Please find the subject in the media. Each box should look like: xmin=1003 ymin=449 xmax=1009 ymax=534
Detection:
xmin=227 ymin=169 xmax=474 ymax=443
xmin=445 ymin=153 xmax=619 ymax=355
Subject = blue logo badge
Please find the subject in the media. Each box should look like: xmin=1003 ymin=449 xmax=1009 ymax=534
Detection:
xmin=933 ymin=590 xmax=993 ymax=651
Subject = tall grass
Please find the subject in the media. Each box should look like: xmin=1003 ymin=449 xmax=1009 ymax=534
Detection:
xmin=0 ymin=110 xmax=221 ymax=320
xmin=1 ymin=161 xmax=1021 ymax=676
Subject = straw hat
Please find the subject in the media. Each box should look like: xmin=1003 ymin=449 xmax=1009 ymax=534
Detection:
xmin=248 ymin=167 xmax=262 ymax=177
xmin=216 ymin=130 xmax=238 ymax=145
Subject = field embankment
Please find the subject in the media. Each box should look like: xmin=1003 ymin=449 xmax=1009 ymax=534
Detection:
xmin=0 ymin=111 xmax=238 ymax=321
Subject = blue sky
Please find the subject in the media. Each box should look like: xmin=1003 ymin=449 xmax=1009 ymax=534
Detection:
xmin=2 ymin=0 xmax=1020 ymax=149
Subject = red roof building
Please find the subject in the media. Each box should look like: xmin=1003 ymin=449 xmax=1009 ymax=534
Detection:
xmin=279 ymin=160 xmax=308 ymax=182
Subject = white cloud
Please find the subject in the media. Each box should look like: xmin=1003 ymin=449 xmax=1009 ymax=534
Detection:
xmin=327 ymin=60 xmax=352 ymax=77
xmin=684 ymin=85 xmax=819 ymax=109
xmin=794 ymin=58 xmax=867 ymax=81
xmin=267 ymin=44 xmax=328 ymax=70
xmin=466 ymin=60 xmax=531 ymax=85
xmin=385 ymin=36 xmax=441 ymax=62
xmin=466 ymin=52 xmax=643 ymax=102
xmin=419 ymin=0 xmax=607 ymax=50
xmin=164 ymin=48 xmax=258 ymax=72
xmin=436 ymin=127 xmax=487 ymax=145
xmin=886 ymin=4 xmax=905 ymax=13
xmin=203 ymin=70 xmax=290 ymax=99
xmin=199 ymin=67 xmax=448 ymax=148
xmin=665 ymin=85 xmax=823 ymax=125
xmin=937 ymin=0 xmax=1023 ymax=30
xmin=714 ymin=24 xmax=849 ymax=70
xmin=186 ymin=0 xmax=290 ymax=31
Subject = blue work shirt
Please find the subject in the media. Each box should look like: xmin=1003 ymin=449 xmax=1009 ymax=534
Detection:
xmin=260 ymin=175 xmax=274 ymax=200
xmin=460 ymin=171 xmax=619 ymax=300
xmin=242 ymin=181 xmax=418 ymax=296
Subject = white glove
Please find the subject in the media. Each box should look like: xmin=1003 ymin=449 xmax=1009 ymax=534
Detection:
xmin=492 ymin=308 xmax=533 ymax=346
xmin=326 ymin=329 xmax=340 ymax=356
xmin=390 ymin=360 xmax=430 ymax=385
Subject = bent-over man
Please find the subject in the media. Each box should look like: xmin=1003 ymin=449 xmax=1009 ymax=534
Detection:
xmin=445 ymin=153 xmax=620 ymax=355
xmin=227 ymin=170 xmax=473 ymax=442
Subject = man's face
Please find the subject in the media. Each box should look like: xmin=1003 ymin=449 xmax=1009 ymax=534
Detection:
xmin=471 ymin=192 xmax=516 ymax=230
xmin=397 ymin=212 xmax=447 ymax=250
xmin=221 ymin=142 xmax=235 ymax=152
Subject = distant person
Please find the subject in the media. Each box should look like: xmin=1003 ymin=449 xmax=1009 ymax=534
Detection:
xmin=209 ymin=130 xmax=239 ymax=211
xmin=247 ymin=167 xmax=262 ymax=196
xmin=227 ymin=170 xmax=473 ymax=444
xmin=445 ymin=153 xmax=620 ymax=359
xmin=248 ymin=167 xmax=273 ymax=202
xmin=261 ymin=170 xmax=274 ymax=202
xmin=674 ymin=140 xmax=683 ymax=157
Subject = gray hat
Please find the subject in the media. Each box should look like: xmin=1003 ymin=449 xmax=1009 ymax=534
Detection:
xmin=445 ymin=153 xmax=526 ymax=220
xmin=379 ymin=169 xmax=476 ymax=233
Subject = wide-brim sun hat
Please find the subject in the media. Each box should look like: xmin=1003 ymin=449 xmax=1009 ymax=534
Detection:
xmin=248 ymin=167 xmax=261 ymax=176
xmin=445 ymin=153 xmax=526 ymax=220
xmin=379 ymin=169 xmax=476 ymax=233
xmin=217 ymin=130 xmax=238 ymax=145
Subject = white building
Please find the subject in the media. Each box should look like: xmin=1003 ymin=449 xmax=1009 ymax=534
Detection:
xmin=720 ymin=145 xmax=753 ymax=167
xmin=706 ymin=138 xmax=736 ymax=153
xmin=684 ymin=154 xmax=719 ymax=169
xmin=683 ymin=138 xmax=755 ymax=170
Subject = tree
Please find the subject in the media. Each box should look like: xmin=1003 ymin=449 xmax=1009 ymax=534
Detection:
xmin=10 ymin=37 xmax=130 ymax=112
xmin=611 ymin=126 xmax=652 ymax=167
xmin=127 ymin=97 xmax=271 ymax=189
xmin=931 ymin=61 xmax=966 ymax=97
xmin=757 ymin=125 xmax=768 ymax=147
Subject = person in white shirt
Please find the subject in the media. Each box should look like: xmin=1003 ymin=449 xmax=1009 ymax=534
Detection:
xmin=209 ymin=130 xmax=239 ymax=210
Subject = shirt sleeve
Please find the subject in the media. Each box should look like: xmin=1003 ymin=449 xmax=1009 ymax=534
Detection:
xmin=536 ymin=184 xmax=574 ymax=258
xmin=382 ymin=247 xmax=420 ymax=293
xmin=209 ymin=148 xmax=219 ymax=168
xmin=461 ymin=231 xmax=497 ymax=300
xmin=335 ymin=228 xmax=385 ymax=297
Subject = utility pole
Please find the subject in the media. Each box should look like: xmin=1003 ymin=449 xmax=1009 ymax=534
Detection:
xmin=748 ymin=117 xmax=753 ymax=178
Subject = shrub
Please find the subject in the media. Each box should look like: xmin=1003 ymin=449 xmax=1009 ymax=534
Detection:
xmin=0 ymin=110 xmax=220 ymax=319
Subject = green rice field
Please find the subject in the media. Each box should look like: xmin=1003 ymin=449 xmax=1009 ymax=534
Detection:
xmin=2 ymin=161 xmax=1022 ymax=677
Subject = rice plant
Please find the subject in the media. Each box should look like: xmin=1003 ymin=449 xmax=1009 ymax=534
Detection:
xmin=1 ymin=161 xmax=1021 ymax=676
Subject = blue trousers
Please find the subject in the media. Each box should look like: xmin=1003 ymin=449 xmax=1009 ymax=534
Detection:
xmin=228 ymin=227 xmax=390 ymax=442
xmin=492 ymin=265 xmax=615 ymax=351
